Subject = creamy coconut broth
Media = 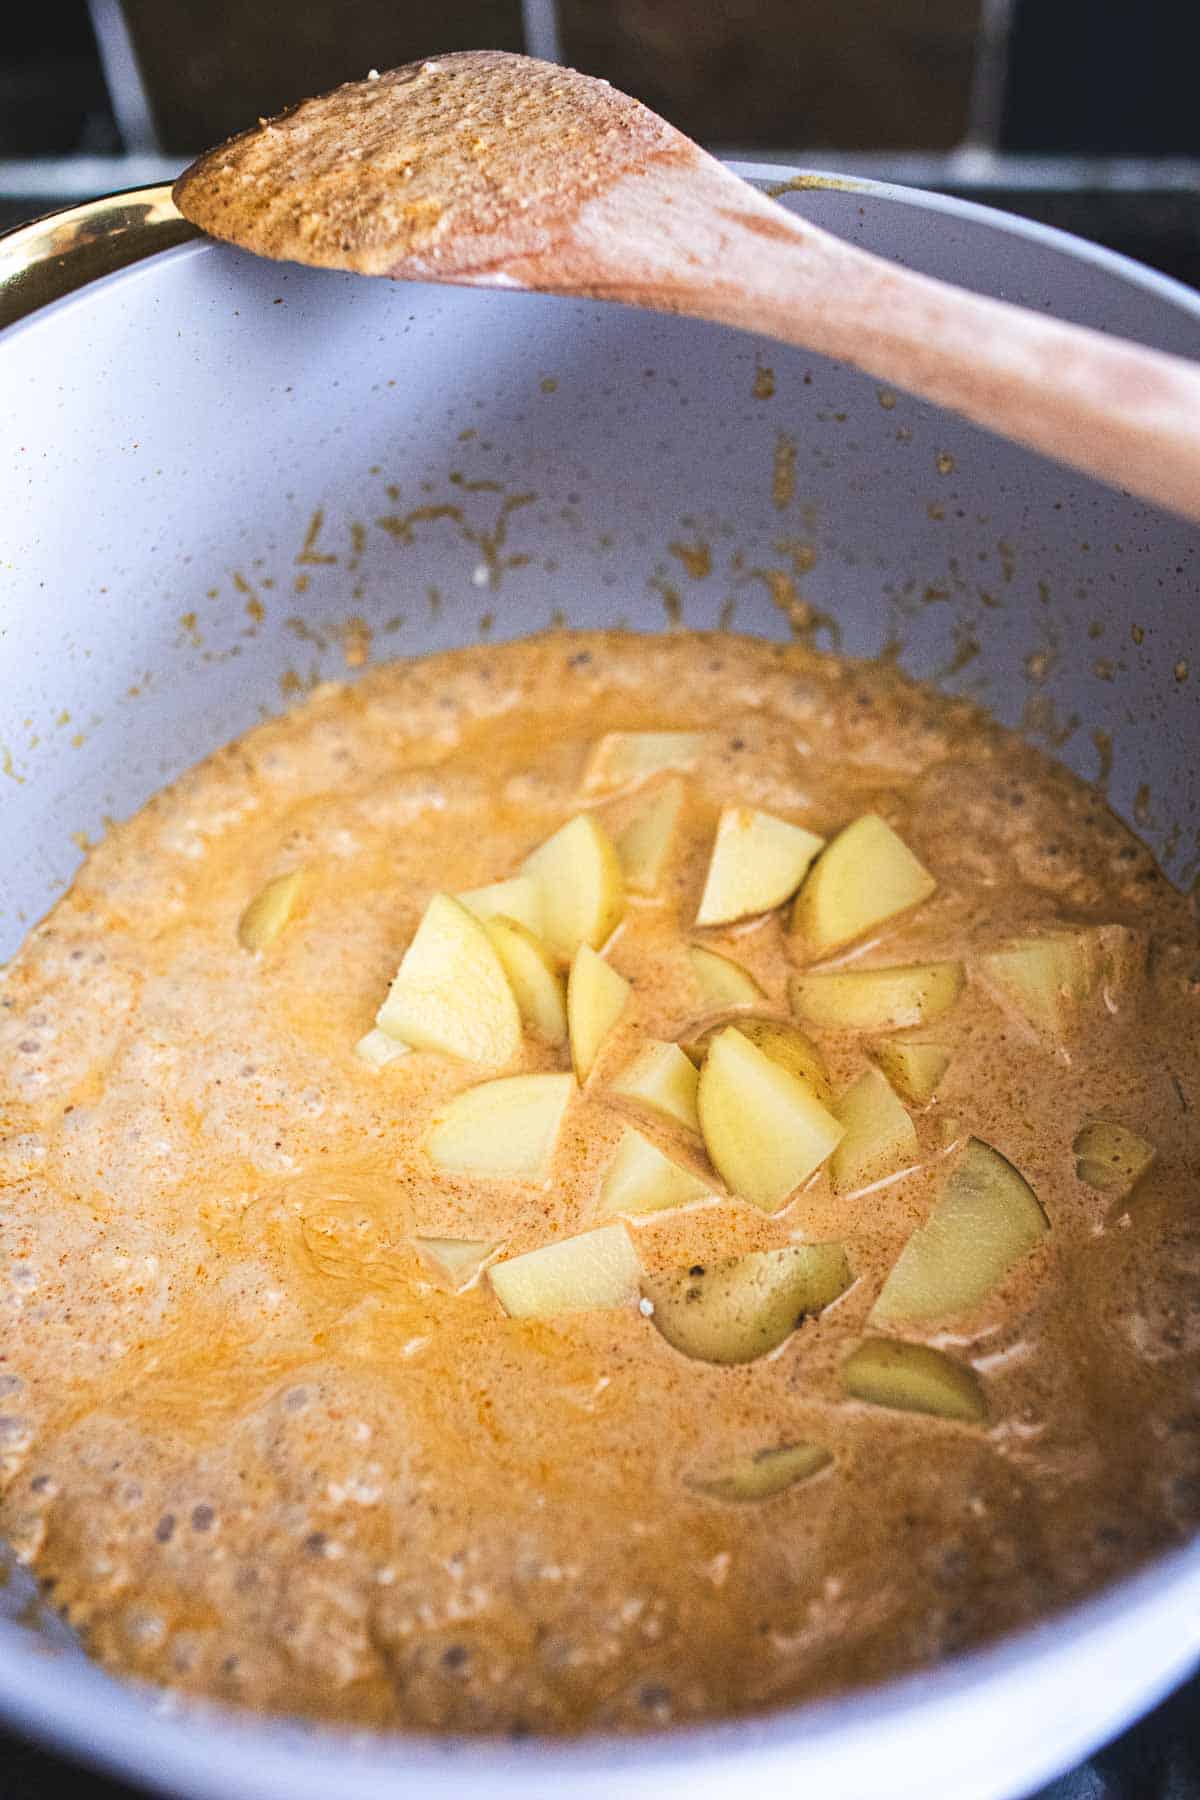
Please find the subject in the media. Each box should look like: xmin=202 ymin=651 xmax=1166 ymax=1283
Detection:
xmin=0 ymin=630 xmax=1197 ymax=1735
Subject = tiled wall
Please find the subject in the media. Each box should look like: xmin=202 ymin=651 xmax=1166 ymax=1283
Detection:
xmin=1004 ymin=0 xmax=1191 ymax=154
xmin=115 ymin=0 xmax=983 ymax=153
xmin=556 ymin=0 xmax=982 ymax=151
xmin=118 ymin=0 xmax=525 ymax=152
xmin=2 ymin=0 xmax=1196 ymax=160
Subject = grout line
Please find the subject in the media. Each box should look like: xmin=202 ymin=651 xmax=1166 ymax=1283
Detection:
xmin=85 ymin=0 xmax=161 ymax=155
xmin=963 ymin=0 xmax=1020 ymax=151
xmin=520 ymin=0 xmax=564 ymax=65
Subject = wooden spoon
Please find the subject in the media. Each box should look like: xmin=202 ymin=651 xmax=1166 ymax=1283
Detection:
xmin=175 ymin=50 xmax=1200 ymax=522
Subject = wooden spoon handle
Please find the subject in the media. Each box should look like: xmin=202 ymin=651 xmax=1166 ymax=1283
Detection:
xmin=508 ymin=154 xmax=1200 ymax=523
xmin=714 ymin=217 xmax=1200 ymax=523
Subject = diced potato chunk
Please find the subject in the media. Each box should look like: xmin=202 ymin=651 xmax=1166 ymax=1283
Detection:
xmin=485 ymin=916 xmax=567 ymax=1045
xmin=611 ymin=1039 xmax=700 ymax=1132
xmin=685 ymin=1441 xmax=831 ymax=1502
xmin=830 ymin=1068 xmax=918 ymax=1196
xmin=411 ymin=1236 xmax=495 ymax=1289
xmin=584 ymin=731 xmax=711 ymax=792
xmin=792 ymin=814 xmax=935 ymax=955
xmin=426 ymin=1073 xmax=574 ymax=1180
xmin=688 ymin=944 xmax=765 ymax=1009
xmin=354 ymin=1026 xmax=411 ymax=1069
xmin=644 ymin=1243 xmax=851 ymax=1364
xmin=870 ymin=1039 xmax=951 ymax=1106
xmin=567 ymin=944 xmax=630 ymax=1082
xmin=521 ymin=813 xmax=625 ymax=960
xmin=377 ymin=892 xmax=521 ymax=1064
xmin=697 ymin=1027 xmax=844 ymax=1212
xmin=1074 ymin=1118 xmax=1156 ymax=1195
xmin=978 ymin=934 xmax=1088 ymax=1039
xmin=615 ymin=778 xmax=686 ymax=896
xmin=979 ymin=924 xmax=1145 ymax=1044
xmin=682 ymin=1015 xmax=832 ymax=1103
xmin=696 ymin=807 xmax=825 ymax=927
xmin=457 ymin=874 xmax=545 ymax=938
xmin=790 ymin=962 xmax=965 ymax=1034
xmin=871 ymin=1138 xmax=1048 ymax=1325
xmin=843 ymin=1338 xmax=986 ymax=1424
xmin=597 ymin=1126 xmax=714 ymax=1218
xmin=490 ymin=1223 xmax=641 ymax=1318
xmin=237 ymin=869 xmax=305 ymax=951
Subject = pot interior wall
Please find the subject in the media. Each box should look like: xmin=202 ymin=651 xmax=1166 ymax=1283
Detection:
xmin=2 ymin=177 xmax=1199 ymax=964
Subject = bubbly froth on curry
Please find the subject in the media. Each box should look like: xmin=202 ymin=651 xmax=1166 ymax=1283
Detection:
xmin=0 ymin=630 xmax=1197 ymax=1735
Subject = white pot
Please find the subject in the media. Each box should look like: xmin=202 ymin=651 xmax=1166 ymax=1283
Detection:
xmin=1 ymin=169 xmax=1198 ymax=1800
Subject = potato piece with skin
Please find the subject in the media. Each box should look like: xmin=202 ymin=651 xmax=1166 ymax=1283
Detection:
xmin=696 ymin=807 xmax=825 ymax=927
xmin=790 ymin=962 xmax=965 ymax=1034
xmin=843 ymin=1338 xmax=986 ymax=1424
xmin=644 ymin=1244 xmax=851 ymax=1364
xmin=870 ymin=1038 xmax=950 ymax=1106
xmin=457 ymin=874 xmax=545 ymax=938
xmin=377 ymin=892 xmax=521 ymax=1064
xmin=354 ymin=1026 xmax=411 ymax=1069
xmin=682 ymin=1015 xmax=832 ymax=1104
xmin=521 ymin=813 xmax=625 ymax=960
xmin=697 ymin=1027 xmax=844 ymax=1213
xmin=597 ymin=1126 xmax=714 ymax=1218
xmin=615 ymin=778 xmax=686 ymax=896
xmin=490 ymin=1223 xmax=641 ymax=1319
xmin=685 ymin=1442 xmax=832 ymax=1502
xmin=484 ymin=916 xmax=567 ymax=1045
xmin=830 ymin=1068 xmax=919 ymax=1196
xmin=871 ymin=1138 xmax=1048 ymax=1326
xmin=584 ymin=731 xmax=711 ymax=792
xmin=978 ymin=924 xmax=1145 ymax=1044
xmin=238 ymin=869 xmax=305 ymax=951
xmin=411 ymin=1236 xmax=495 ymax=1290
xmin=425 ymin=1073 xmax=574 ymax=1180
xmin=688 ymin=944 xmax=765 ymax=1009
xmin=792 ymin=814 xmax=935 ymax=955
xmin=611 ymin=1039 xmax=700 ymax=1132
xmin=1074 ymin=1119 xmax=1156 ymax=1195
xmin=567 ymin=944 xmax=630 ymax=1082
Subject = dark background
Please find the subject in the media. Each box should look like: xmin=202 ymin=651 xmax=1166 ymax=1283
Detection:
xmin=1 ymin=2 xmax=1197 ymax=1795
xmin=3 ymin=0 xmax=1196 ymax=158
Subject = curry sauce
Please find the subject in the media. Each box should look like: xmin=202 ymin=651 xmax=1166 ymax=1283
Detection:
xmin=0 ymin=630 xmax=1197 ymax=1734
